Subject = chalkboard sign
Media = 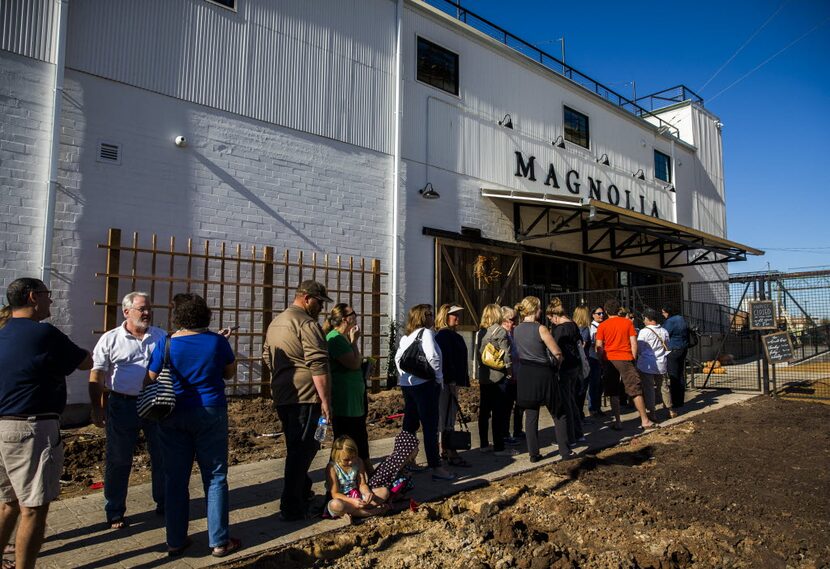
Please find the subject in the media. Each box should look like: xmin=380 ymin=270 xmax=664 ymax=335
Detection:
xmin=761 ymin=332 xmax=794 ymax=363
xmin=749 ymin=300 xmax=776 ymax=330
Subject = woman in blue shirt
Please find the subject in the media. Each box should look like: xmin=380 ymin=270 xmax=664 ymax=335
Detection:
xmin=146 ymin=293 xmax=240 ymax=558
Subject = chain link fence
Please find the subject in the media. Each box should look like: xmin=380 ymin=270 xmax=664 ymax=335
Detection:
xmin=688 ymin=271 xmax=830 ymax=400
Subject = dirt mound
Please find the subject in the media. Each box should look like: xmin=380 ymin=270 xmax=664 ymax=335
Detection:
xmin=227 ymin=397 xmax=830 ymax=568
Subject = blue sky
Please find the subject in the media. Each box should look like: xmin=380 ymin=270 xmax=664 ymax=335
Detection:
xmin=454 ymin=0 xmax=830 ymax=274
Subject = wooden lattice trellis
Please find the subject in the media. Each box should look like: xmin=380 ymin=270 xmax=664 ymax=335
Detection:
xmin=95 ymin=228 xmax=387 ymax=395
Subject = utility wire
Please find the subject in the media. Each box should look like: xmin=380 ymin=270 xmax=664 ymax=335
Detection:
xmin=698 ymin=0 xmax=789 ymax=93
xmin=708 ymin=16 xmax=830 ymax=103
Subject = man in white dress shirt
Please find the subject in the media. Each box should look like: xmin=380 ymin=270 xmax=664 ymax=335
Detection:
xmin=89 ymin=292 xmax=166 ymax=529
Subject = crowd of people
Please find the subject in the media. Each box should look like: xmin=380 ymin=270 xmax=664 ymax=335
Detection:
xmin=391 ymin=295 xmax=691 ymax=480
xmin=0 ymin=276 xmax=690 ymax=567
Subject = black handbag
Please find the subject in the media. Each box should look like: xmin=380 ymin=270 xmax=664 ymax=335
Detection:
xmin=398 ymin=329 xmax=436 ymax=380
xmin=137 ymin=335 xmax=177 ymax=421
xmin=443 ymin=390 xmax=471 ymax=451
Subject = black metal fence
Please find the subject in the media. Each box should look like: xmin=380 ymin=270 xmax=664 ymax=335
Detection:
xmin=688 ymin=271 xmax=830 ymax=401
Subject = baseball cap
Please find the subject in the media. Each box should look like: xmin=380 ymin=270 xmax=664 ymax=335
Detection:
xmin=447 ymin=305 xmax=464 ymax=315
xmin=296 ymin=280 xmax=334 ymax=303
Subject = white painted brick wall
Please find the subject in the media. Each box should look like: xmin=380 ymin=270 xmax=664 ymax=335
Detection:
xmin=1 ymin=59 xmax=394 ymax=402
xmin=0 ymin=52 xmax=53 ymax=285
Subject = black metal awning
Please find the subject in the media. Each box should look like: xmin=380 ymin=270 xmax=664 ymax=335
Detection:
xmin=481 ymin=189 xmax=763 ymax=269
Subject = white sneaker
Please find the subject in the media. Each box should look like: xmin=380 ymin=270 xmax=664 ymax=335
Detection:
xmin=493 ymin=448 xmax=519 ymax=457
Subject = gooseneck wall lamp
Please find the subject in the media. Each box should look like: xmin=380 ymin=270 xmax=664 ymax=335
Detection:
xmin=552 ymin=135 xmax=566 ymax=149
xmin=596 ymin=153 xmax=610 ymax=166
xmin=418 ymin=182 xmax=440 ymax=200
xmin=633 ymin=169 xmax=645 ymax=180
xmin=498 ymin=114 xmax=514 ymax=129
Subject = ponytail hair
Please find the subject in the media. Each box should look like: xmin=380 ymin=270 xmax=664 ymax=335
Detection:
xmin=517 ymin=296 xmax=541 ymax=320
xmin=545 ymin=297 xmax=566 ymax=318
xmin=323 ymin=303 xmax=349 ymax=334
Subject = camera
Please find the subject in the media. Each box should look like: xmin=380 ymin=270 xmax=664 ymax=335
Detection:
xmin=174 ymin=135 xmax=187 ymax=147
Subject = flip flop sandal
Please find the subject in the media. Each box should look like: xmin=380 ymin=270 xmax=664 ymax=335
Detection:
xmin=431 ymin=471 xmax=459 ymax=481
xmin=108 ymin=517 xmax=128 ymax=530
xmin=211 ymin=537 xmax=242 ymax=558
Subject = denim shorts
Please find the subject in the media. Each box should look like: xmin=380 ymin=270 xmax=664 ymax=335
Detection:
xmin=0 ymin=418 xmax=63 ymax=507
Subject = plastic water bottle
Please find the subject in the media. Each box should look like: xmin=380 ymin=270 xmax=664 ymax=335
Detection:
xmin=313 ymin=417 xmax=328 ymax=443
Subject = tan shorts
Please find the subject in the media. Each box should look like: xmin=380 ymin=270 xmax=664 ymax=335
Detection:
xmin=0 ymin=418 xmax=64 ymax=507
xmin=608 ymin=360 xmax=643 ymax=398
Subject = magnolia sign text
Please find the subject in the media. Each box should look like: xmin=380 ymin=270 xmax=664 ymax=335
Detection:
xmin=514 ymin=151 xmax=661 ymax=218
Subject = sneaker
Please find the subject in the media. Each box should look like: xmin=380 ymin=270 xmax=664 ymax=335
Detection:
xmin=494 ymin=448 xmax=519 ymax=457
xmin=503 ymin=436 xmax=521 ymax=447
xmin=529 ymin=454 xmax=543 ymax=463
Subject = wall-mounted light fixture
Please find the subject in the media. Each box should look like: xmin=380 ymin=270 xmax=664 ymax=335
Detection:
xmin=498 ymin=114 xmax=513 ymax=129
xmin=419 ymin=182 xmax=440 ymax=200
xmin=588 ymin=205 xmax=597 ymax=221
xmin=552 ymin=135 xmax=566 ymax=149
xmin=174 ymin=135 xmax=188 ymax=148
xmin=633 ymin=169 xmax=645 ymax=180
xmin=596 ymin=153 xmax=610 ymax=166
xmin=664 ymin=184 xmax=675 ymax=193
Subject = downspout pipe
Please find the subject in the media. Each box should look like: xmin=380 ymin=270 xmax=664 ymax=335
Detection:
xmin=41 ymin=0 xmax=68 ymax=285
xmin=390 ymin=0 xmax=403 ymax=322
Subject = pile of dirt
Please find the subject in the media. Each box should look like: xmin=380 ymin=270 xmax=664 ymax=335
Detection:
xmin=226 ymin=397 xmax=830 ymax=568
xmin=59 ymin=384 xmax=482 ymax=497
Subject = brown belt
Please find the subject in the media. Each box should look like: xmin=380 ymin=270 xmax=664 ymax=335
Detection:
xmin=0 ymin=414 xmax=60 ymax=422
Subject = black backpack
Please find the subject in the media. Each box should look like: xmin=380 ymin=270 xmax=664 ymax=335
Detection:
xmin=688 ymin=325 xmax=701 ymax=348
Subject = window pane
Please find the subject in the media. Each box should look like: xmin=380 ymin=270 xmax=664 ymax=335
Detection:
xmin=564 ymin=106 xmax=589 ymax=149
xmin=417 ymin=37 xmax=459 ymax=96
xmin=208 ymin=0 xmax=235 ymax=8
xmin=654 ymin=150 xmax=671 ymax=183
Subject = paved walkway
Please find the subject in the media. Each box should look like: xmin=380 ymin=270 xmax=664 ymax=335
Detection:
xmin=34 ymin=390 xmax=756 ymax=568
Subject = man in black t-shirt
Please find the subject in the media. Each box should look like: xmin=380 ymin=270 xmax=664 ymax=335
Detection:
xmin=0 ymin=278 xmax=92 ymax=569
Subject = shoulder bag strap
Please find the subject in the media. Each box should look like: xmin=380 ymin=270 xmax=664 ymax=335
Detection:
xmin=163 ymin=334 xmax=172 ymax=367
xmin=449 ymin=389 xmax=468 ymax=430
xmin=646 ymin=327 xmax=669 ymax=352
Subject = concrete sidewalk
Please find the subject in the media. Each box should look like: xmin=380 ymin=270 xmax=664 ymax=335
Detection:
xmin=35 ymin=390 xmax=756 ymax=568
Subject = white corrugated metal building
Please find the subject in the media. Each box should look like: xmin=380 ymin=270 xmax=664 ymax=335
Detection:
xmin=0 ymin=0 xmax=760 ymax=402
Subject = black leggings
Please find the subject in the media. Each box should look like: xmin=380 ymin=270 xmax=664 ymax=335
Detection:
xmin=666 ymin=349 xmax=688 ymax=408
xmin=479 ymin=382 xmax=508 ymax=451
xmin=332 ymin=415 xmax=370 ymax=466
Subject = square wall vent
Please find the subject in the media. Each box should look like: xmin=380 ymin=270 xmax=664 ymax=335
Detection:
xmin=97 ymin=142 xmax=121 ymax=164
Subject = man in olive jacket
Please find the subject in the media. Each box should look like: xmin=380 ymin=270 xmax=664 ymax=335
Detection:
xmin=263 ymin=280 xmax=333 ymax=521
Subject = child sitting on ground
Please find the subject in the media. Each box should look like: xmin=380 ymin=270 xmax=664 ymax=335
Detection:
xmin=325 ymin=436 xmax=389 ymax=521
